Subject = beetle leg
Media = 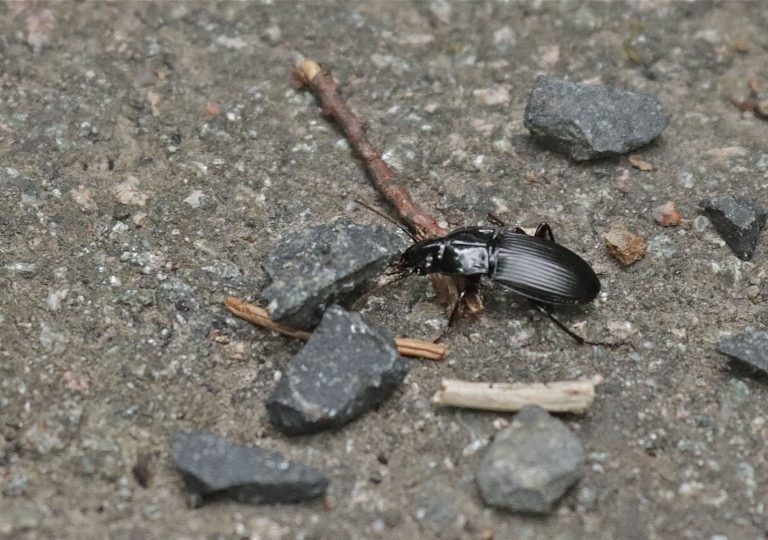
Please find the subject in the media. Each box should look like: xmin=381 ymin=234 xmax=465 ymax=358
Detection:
xmin=487 ymin=212 xmax=506 ymax=227
xmin=510 ymin=227 xmax=527 ymax=235
xmin=436 ymin=276 xmax=481 ymax=343
xmin=533 ymin=223 xmax=556 ymax=242
xmin=530 ymin=302 xmax=631 ymax=349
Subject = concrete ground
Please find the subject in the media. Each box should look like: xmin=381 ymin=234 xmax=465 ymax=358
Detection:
xmin=1 ymin=1 xmax=767 ymax=539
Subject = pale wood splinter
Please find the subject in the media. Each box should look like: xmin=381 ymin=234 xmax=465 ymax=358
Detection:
xmin=224 ymin=297 xmax=446 ymax=361
xmin=431 ymin=376 xmax=602 ymax=414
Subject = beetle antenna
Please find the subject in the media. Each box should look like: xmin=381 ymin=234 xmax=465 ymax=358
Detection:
xmin=487 ymin=212 xmax=506 ymax=227
xmin=530 ymin=302 xmax=631 ymax=349
xmin=353 ymin=199 xmax=418 ymax=241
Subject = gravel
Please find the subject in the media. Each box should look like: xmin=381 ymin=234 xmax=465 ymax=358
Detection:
xmin=476 ymin=405 xmax=585 ymax=514
xmin=170 ymin=431 xmax=329 ymax=506
xmin=699 ymin=196 xmax=767 ymax=261
xmin=523 ymin=75 xmax=670 ymax=161
xmin=261 ymin=218 xmax=405 ymax=330
xmin=266 ymin=305 xmax=409 ymax=435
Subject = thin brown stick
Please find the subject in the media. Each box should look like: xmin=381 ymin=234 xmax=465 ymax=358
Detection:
xmin=224 ymin=297 xmax=446 ymax=361
xmin=293 ymin=60 xmax=479 ymax=312
xmin=431 ymin=376 xmax=602 ymax=414
xmin=295 ymin=60 xmax=443 ymax=239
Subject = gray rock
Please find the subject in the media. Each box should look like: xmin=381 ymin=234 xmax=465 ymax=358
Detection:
xmin=523 ymin=75 xmax=669 ymax=161
xmin=266 ymin=305 xmax=408 ymax=435
xmin=170 ymin=430 xmax=329 ymax=505
xmin=476 ymin=405 xmax=585 ymax=514
xmin=699 ymin=196 xmax=767 ymax=260
xmin=261 ymin=218 xmax=405 ymax=330
xmin=717 ymin=331 xmax=768 ymax=373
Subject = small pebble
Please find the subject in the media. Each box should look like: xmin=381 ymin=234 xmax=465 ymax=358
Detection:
xmin=652 ymin=201 xmax=681 ymax=227
xmin=604 ymin=224 xmax=647 ymax=265
xmin=717 ymin=331 xmax=768 ymax=374
xmin=523 ymin=76 xmax=669 ymax=161
xmin=171 ymin=431 xmax=329 ymax=505
xmin=266 ymin=306 xmax=408 ymax=435
xmin=476 ymin=405 xmax=585 ymax=514
xmin=261 ymin=218 xmax=405 ymax=330
xmin=699 ymin=196 xmax=766 ymax=261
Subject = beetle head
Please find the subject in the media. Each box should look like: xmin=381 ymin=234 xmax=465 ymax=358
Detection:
xmin=395 ymin=239 xmax=444 ymax=276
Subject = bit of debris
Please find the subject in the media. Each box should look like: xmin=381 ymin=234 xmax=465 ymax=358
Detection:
xmin=473 ymin=87 xmax=510 ymax=106
xmin=717 ymin=331 xmax=768 ymax=374
xmin=523 ymin=75 xmax=669 ymax=161
xmin=729 ymin=77 xmax=768 ymax=119
xmin=207 ymin=330 xmax=230 ymax=344
xmin=147 ymin=91 xmax=161 ymax=117
xmin=476 ymin=405 xmax=585 ymax=514
xmin=652 ymin=201 xmax=682 ymax=227
xmin=733 ymin=39 xmax=749 ymax=53
xmin=604 ymin=224 xmax=647 ymax=265
xmin=260 ymin=218 xmax=405 ymax=330
xmin=266 ymin=306 xmax=409 ymax=435
xmin=628 ymin=154 xmax=653 ymax=171
xmin=25 ymin=10 xmax=55 ymax=55
xmin=699 ymin=196 xmax=767 ymax=261
xmin=203 ymin=102 xmax=220 ymax=118
xmin=705 ymin=146 xmax=748 ymax=159
xmin=431 ymin=377 xmax=600 ymax=414
xmin=132 ymin=453 xmax=155 ymax=488
xmin=62 ymin=371 xmax=90 ymax=393
xmin=225 ymin=297 xmax=446 ymax=360
xmin=171 ymin=431 xmax=329 ymax=506
xmin=112 ymin=177 xmax=150 ymax=206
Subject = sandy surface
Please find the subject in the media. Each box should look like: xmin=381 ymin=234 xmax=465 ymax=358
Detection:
xmin=1 ymin=2 xmax=767 ymax=539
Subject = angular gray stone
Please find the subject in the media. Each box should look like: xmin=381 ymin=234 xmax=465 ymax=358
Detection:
xmin=699 ymin=196 xmax=766 ymax=261
xmin=266 ymin=305 xmax=408 ymax=435
xmin=523 ymin=75 xmax=669 ymax=161
xmin=170 ymin=431 xmax=329 ymax=505
xmin=717 ymin=331 xmax=768 ymax=373
xmin=476 ymin=405 xmax=585 ymax=514
xmin=261 ymin=218 xmax=405 ymax=331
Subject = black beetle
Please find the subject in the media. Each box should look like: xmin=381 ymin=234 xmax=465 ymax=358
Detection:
xmin=393 ymin=221 xmax=616 ymax=345
xmin=396 ymin=222 xmax=600 ymax=305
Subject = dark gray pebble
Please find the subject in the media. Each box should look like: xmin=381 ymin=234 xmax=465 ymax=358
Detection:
xmin=170 ymin=431 xmax=329 ymax=505
xmin=717 ymin=331 xmax=768 ymax=374
xmin=261 ymin=218 xmax=405 ymax=330
xmin=523 ymin=75 xmax=669 ymax=161
xmin=476 ymin=405 xmax=585 ymax=514
xmin=266 ymin=305 xmax=408 ymax=435
xmin=699 ymin=196 xmax=766 ymax=261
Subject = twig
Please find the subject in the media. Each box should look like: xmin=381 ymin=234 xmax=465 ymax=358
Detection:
xmin=294 ymin=61 xmax=444 ymax=239
xmin=224 ymin=297 xmax=446 ymax=361
xmin=293 ymin=60 xmax=482 ymax=314
xmin=431 ymin=376 xmax=602 ymax=414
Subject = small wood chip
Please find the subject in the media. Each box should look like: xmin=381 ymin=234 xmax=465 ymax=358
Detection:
xmin=224 ymin=297 xmax=446 ymax=361
xmin=652 ymin=201 xmax=681 ymax=227
xmin=431 ymin=377 xmax=601 ymax=414
xmin=604 ymin=224 xmax=647 ymax=265
xmin=628 ymin=154 xmax=652 ymax=171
